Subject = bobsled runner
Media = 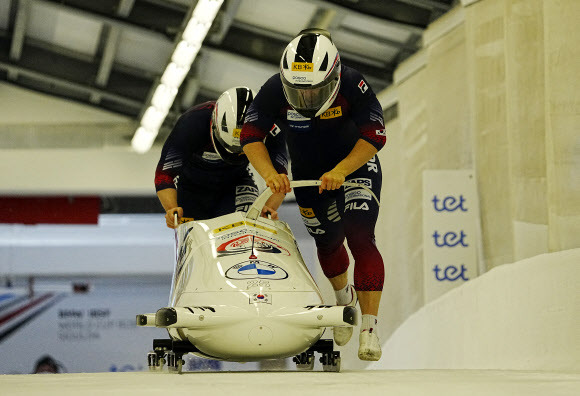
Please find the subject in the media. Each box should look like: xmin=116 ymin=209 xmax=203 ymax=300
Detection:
xmin=137 ymin=180 xmax=378 ymax=373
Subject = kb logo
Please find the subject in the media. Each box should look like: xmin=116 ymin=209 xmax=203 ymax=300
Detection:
xmin=291 ymin=62 xmax=313 ymax=72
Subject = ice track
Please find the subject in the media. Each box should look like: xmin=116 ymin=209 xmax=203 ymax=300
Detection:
xmin=1 ymin=370 xmax=578 ymax=396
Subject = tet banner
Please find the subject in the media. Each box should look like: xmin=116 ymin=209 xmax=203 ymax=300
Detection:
xmin=422 ymin=170 xmax=480 ymax=303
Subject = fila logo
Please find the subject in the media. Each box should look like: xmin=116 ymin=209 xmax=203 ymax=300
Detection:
xmin=358 ymin=80 xmax=368 ymax=93
xmin=345 ymin=202 xmax=369 ymax=211
xmin=320 ymin=106 xmax=342 ymax=119
xmin=269 ymin=124 xmax=281 ymax=136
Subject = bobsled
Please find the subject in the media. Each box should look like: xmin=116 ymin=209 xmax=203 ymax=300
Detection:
xmin=137 ymin=180 xmax=378 ymax=373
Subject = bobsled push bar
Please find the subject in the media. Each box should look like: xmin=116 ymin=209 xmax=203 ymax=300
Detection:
xmin=137 ymin=305 xmax=356 ymax=329
xmin=245 ymin=179 xmax=380 ymax=221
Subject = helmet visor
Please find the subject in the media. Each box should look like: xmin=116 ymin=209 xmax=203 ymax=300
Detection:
xmin=282 ymin=77 xmax=338 ymax=115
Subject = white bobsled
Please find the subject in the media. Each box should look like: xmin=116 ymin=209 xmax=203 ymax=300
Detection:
xmin=137 ymin=180 xmax=378 ymax=372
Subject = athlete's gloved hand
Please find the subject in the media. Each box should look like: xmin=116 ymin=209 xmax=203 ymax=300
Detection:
xmin=261 ymin=206 xmax=279 ymax=220
xmin=165 ymin=207 xmax=184 ymax=229
xmin=265 ymin=173 xmax=291 ymax=194
xmin=319 ymin=169 xmax=346 ymax=194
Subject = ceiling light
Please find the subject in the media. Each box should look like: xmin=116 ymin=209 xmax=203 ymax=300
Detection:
xmin=161 ymin=62 xmax=190 ymax=89
xmin=172 ymin=40 xmax=200 ymax=67
xmin=131 ymin=0 xmax=224 ymax=153
xmin=131 ymin=127 xmax=159 ymax=154
xmin=151 ymin=84 xmax=178 ymax=112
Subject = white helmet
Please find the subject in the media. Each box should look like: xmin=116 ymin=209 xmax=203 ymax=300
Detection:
xmin=210 ymin=86 xmax=256 ymax=165
xmin=280 ymin=28 xmax=341 ymax=118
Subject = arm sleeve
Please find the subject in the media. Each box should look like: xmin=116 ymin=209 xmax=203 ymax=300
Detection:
xmin=241 ymin=74 xmax=285 ymax=147
xmin=154 ymin=109 xmax=208 ymax=191
xmin=346 ymin=69 xmax=387 ymax=151
xmin=264 ymin=127 xmax=288 ymax=175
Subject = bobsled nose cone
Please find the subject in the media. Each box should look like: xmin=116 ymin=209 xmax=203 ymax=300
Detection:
xmin=248 ymin=325 xmax=273 ymax=346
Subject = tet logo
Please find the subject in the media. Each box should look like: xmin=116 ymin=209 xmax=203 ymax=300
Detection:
xmin=320 ymin=106 xmax=342 ymax=119
xmin=292 ymin=62 xmax=313 ymax=72
xmin=433 ymin=264 xmax=469 ymax=282
xmin=432 ymin=195 xmax=468 ymax=212
xmin=432 ymin=230 xmax=469 ymax=247
xmin=299 ymin=207 xmax=315 ymax=218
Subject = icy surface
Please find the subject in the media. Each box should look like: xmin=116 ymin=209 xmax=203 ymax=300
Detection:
xmin=0 ymin=370 xmax=578 ymax=396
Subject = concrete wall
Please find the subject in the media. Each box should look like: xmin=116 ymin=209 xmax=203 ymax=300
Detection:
xmin=369 ymin=249 xmax=580 ymax=371
xmin=367 ymin=0 xmax=579 ymax=367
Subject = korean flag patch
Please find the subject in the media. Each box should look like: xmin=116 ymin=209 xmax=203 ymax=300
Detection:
xmin=358 ymin=80 xmax=368 ymax=93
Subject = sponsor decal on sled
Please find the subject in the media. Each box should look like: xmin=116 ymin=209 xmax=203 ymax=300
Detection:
xmin=217 ymin=235 xmax=290 ymax=256
xmin=213 ymin=221 xmax=277 ymax=235
xmin=225 ymin=260 xmax=289 ymax=280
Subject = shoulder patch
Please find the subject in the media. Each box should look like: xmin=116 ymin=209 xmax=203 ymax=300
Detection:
xmin=358 ymin=80 xmax=368 ymax=93
xmin=269 ymin=124 xmax=281 ymax=136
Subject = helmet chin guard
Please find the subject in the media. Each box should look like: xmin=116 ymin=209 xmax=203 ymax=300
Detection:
xmin=210 ymin=86 xmax=255 ymax=165
xmin=280 ymin=29 xmax=341 ymax=118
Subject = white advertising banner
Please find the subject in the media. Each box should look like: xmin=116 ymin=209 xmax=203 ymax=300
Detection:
xmin=423 ymin=170 xmax=480 ymax=303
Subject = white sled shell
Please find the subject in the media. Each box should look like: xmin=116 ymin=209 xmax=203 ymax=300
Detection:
xmin=137 ymin=181 xmax=369 ymax=362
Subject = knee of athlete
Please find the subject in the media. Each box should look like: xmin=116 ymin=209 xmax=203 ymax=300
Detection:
xmin=345 ymin=231 xmax=377 ymax=255
xmin=351 ymin=243 xmax=384 ymax=291
xmin=317 ymin=245 xmax=349 ymax=279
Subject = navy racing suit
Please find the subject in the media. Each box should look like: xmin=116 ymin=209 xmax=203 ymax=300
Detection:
xmin=241 ymin=65 xmax=386 ymax=291
xmin=155 ymin=101 xmax=288 ymax=220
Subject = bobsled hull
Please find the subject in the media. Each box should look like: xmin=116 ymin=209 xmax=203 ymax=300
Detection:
xmin=138 ymin=211 xmax=357 ymax=361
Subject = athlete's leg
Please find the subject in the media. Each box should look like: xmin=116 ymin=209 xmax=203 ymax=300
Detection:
xmin=295 ymin=188 xmax=356 ymax=346
xmin=294 ymin=188 xmax=349 ymax=281
xmin=341 ymin=156 xmax=384 ymax=360
xmin=341 ymin=157 xmax=384 ymax=314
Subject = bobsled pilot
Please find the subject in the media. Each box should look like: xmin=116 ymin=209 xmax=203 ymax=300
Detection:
xmin=155 ymin=86 xmax=288 ymax=228
xmin=241 ymin=29 xmax=386 ymax=361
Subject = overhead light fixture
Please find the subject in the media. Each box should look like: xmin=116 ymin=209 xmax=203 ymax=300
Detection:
xmin=131 ymin=0 xmax=224 ymax=154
